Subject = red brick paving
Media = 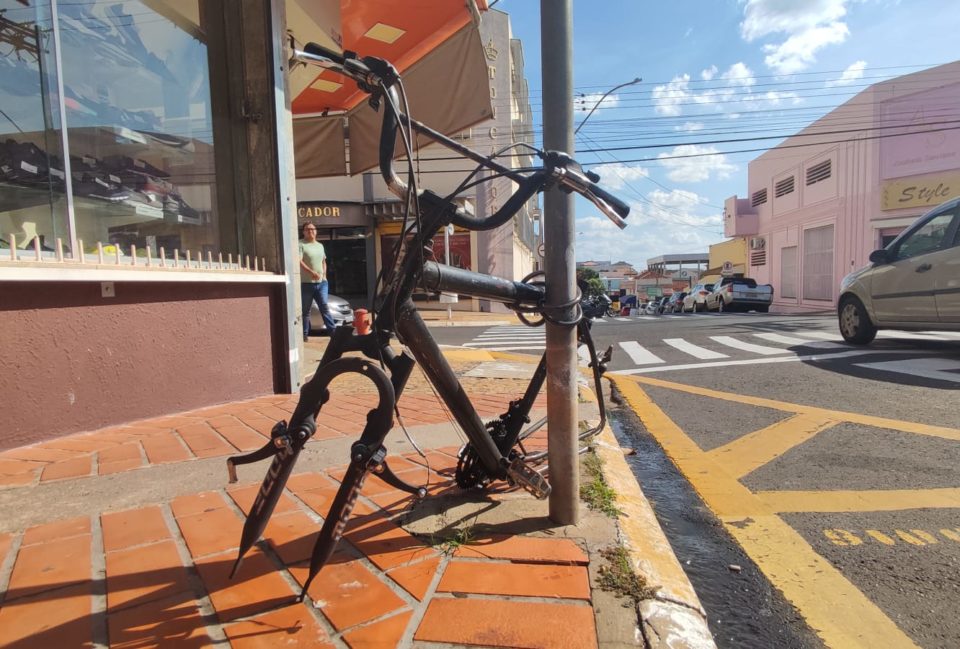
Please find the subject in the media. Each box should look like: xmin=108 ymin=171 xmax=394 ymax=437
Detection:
xmin=0 ymin=383 xmax=603 ymax=648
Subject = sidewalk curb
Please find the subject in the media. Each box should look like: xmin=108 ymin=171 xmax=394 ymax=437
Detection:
xmin=599 ymin=376 xmax=717 ymax=649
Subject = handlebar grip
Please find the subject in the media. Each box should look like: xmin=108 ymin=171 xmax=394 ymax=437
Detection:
xmin=303 ymin=42 xmax=345 ymax=65
xmin=588 ymin=182 xmax=630 ymax=219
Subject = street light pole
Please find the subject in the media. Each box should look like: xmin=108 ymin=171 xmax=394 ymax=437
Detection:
xmin=574 ymin=77 xmax=641 ymax=134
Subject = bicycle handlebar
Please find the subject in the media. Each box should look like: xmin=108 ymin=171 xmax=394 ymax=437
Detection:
xmin=291 ymin=44 xmax=630 ymax=229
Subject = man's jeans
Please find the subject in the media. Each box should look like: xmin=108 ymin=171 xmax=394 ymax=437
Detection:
xmin=301 ymin=280 xmax=335 ymax=337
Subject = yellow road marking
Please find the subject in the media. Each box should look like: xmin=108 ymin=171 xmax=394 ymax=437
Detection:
xmin=866 ymin=530 xmax=896 ymax=545
xmin=610 ymin=375 xmax=921 ymax=649
xmin=622 ymin=374 xmax=960 ymax=441
xmin=757 ymin=487 xmax=960 ymax=513
xmin=707 ymin=414 xmax=838 ymax=478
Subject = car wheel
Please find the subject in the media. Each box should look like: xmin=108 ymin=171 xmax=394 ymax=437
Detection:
xmin=717 ymin=298 xmax=725 ymax=312
xmin=838 ymin=296 xmax=877 ymax=344
xmin=757 ymin=305 xmax=769 ymax=313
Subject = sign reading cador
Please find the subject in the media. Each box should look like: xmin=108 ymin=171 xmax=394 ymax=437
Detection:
xmin=881 ymin=172 xmax=960 ymax=210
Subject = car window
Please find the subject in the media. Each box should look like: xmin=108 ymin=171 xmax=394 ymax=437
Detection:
xmin=732 ymin=279 xmax=758 ymax=288
xmin=895 ymin=211 xmax=956 ymax=260
xmin=704 ymin=284 xmax=713 ymax=291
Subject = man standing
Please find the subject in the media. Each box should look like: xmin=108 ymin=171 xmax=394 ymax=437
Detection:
xmin=299 ymin=223 xmax=335 ymax=341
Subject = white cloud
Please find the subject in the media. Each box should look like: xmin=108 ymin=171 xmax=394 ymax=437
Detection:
xmin=591 ymin=163 xmax=649 ymax=190
xmin=763 ymin=22 xmax=849 ymax=74
xmin=721 ymin=62 xmax=756 ymax=86
xmin=701 ymin=65 xmax=718 ymax=81
xmin=740 ymin=0 xmax=852 ymax=74
xmin=657 ymin=145 xmax=737 ymax=183
xmin=575 ymin=191 xmax=724 ymax=269
xmin=676 ymin=121 xmax=705 ymax=132
xmin=652 ymin=74 xmax=691 ymax=116
xmin=825 ymin=60 xmax=867 ymax=87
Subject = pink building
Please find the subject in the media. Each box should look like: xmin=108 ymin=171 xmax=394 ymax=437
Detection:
xmin=724 ymin=62 xmax=960 ymax=312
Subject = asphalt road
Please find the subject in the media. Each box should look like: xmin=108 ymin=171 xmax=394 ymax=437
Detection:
xmin=430 ymin=313 xmax=960 ymax=648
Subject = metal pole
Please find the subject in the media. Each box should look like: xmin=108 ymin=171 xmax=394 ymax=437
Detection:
xmin=540 ymin=0 xmax=578 ymax=525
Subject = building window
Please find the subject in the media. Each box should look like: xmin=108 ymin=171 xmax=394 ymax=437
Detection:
xmin=806 ymin=159 xmax=832 ymax=186
xmin=1 ymin=1 xmax=241 ymax=266
xmin=781 ymin=246 xmax=798 ymax=298
xmin=802 ymin=225 xmax=834 ymax=301
xmin=774 ymin=176 xmax=795 ymax=198
xmin=750 ymin=250 xmax=766 ymax=266
xmin=751 ymin=188 xmax=768 ymax=207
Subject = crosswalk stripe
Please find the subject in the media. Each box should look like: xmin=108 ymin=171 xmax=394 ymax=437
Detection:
xmin=617 ymin=341 xmax=665 ymax=365
xmin=475 ymin=333 xmax=546 ymax=339
xmin=794 ymin=331 xmax=841 ymax=341
xmin=465 ymin=340 xmax=544 ymax=347
xmin=662 ymin=338 xmax=729 ymax=360
xmin=877 ymin=331 xmax=957 ymax=340
xmin=710 ymin=335 xmax=791 ymax=355
xmin=753 ymin=332 xmax=847 ymax=350
xmin=463 ymin=345 xmax=546 ymax=351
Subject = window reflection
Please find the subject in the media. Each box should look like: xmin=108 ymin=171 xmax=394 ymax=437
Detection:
xmin=1 ymin=0 xmax=229 ymax=264
xmin=0 ymin=0 xmax=68 ymax=254
xmin=59 ymin=0 xmax=216 ymax=261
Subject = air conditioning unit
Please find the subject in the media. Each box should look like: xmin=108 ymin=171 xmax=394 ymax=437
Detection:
xmin=749 ymin=237 xmax=766 ymax=250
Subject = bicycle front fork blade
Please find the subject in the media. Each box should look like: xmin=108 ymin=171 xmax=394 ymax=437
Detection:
xmin=225 ymin=356 xmax=401 ymax=581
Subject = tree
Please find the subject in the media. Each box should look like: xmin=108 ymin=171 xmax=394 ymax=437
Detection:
xmin=576 ymin=267 xmax=606 ymax=298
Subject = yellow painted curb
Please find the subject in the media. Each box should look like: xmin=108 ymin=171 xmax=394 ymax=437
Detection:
xmin=594 ymin=425 xmax=706 ymax=611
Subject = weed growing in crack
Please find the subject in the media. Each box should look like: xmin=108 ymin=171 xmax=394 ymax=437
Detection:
xmin=597 ymin=545 xmax=658 ymax=607
xmin=580 ymin=450 xmax=621 ymax=517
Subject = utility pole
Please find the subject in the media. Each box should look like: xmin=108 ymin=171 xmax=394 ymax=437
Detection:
xmin=540 ymin=0 xmax=578 ymax=525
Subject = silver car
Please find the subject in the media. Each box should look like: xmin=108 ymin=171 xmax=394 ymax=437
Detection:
xmin=838 ymin=197 xmax=960 ymax=344
xmin=310 ymin=294 xmax=355 ymax=330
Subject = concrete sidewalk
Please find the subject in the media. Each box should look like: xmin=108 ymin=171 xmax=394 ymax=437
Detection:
xmin=0 ymin=340 xmax=713 ymax=648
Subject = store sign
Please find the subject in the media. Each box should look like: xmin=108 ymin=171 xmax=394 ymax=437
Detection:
xmin=298 ymin=204 xmax=341 ymax=218
xmin=881 ymin=172 xmax=960 ymax=210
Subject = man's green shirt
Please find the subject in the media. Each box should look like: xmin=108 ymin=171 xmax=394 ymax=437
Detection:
xmin=299 ymin=240 xmax=326 ymax=284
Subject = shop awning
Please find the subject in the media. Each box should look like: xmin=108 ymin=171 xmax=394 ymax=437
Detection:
xmin=287 ymin=0 xmax=493 ymax=177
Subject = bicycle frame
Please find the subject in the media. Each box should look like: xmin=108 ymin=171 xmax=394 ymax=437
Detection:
xmin=225 ymin=45 xmax=624 ymax=598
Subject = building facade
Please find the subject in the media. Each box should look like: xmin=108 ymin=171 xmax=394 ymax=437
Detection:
xmin=724 ymin=62 xmax=960 ymax=312
xmin=294 ymin=8 xmax=539 ymax=313
xmin=0 ymin=0 xmax=492 ymax=447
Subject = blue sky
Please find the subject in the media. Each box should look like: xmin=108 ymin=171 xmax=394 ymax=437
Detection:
xmin=491 ymin=0 xmax=960 ymax=270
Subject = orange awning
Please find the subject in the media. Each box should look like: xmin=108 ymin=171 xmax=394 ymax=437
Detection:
xmin=287 ymin=0 xmax=493 ymax=177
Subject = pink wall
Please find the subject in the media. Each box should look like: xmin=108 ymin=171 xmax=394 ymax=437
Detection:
xmin=736 ymin=63 xmax=960 ymax=312
xmin=0 ymin=282 xmax=282 ymax=449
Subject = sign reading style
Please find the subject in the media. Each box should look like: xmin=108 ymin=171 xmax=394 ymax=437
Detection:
xmin=881 ymin=172 xmax=960 ymax=210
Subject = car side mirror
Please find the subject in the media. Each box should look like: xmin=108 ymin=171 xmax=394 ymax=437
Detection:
xmin=868 ymin=249 xmax=890 ymax=264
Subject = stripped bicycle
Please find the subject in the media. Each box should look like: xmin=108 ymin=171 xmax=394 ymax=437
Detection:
xmin=225 ymin=42 xmax=630 ymax=597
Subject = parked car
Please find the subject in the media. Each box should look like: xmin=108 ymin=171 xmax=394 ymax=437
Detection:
xmin=838 ymin=197 xmax=960 ymax=344
xmin=310 ymin=294 xmax=355 ymax=331
xmin=704 ymin=277 xmax=773 ymax=312
xmin=665 ymin=291 xmax=687 ymax=313
xmin=644 ymin=299 xmax=661 ymax=315
xmin=682 ymin=283 xmax=714 ymax=312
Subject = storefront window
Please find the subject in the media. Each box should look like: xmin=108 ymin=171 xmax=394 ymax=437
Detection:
xmin=1 ymin=0 xmax=237 ymax=265
xmin=1 ymin=1 xmax=69 ymax=254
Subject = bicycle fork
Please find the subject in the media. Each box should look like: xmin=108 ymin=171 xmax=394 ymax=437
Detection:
xmin=225 ymin=352 xmax=406 ymax=597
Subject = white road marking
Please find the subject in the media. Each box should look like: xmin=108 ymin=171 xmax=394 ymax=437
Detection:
xmin=854 ymin=358 xmax=960 ymax=384
xmin=753 ymin=332 xmax=847 ymax=350
xmin=794 ymin=331 xmax=842 ymax=341
xmin=610 ymin=349 xmax=928 ymax=375
xmin=662 ymin=338 xmax=729 ymax=360
xmin=617 ymin=341 xmax=665 ymax=365
xmin=709 ymin=335 xmax=792 ymax=356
